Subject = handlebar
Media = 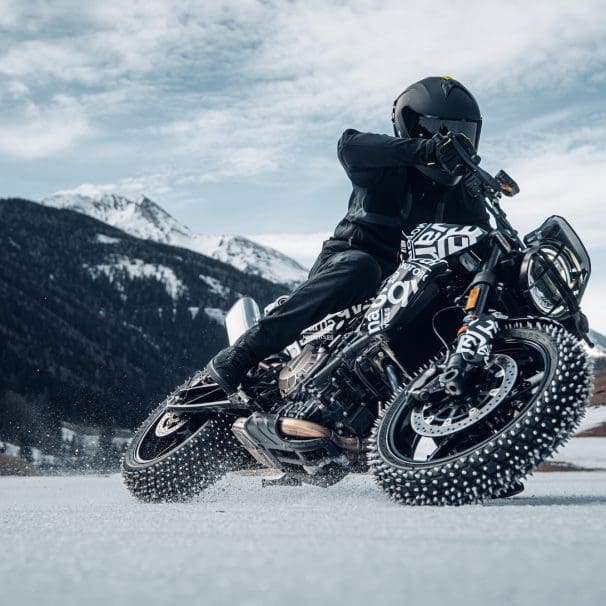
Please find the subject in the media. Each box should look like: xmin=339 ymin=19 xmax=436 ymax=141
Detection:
xmin=447 ymin=132 xmax=523 ymax=247
xmin=448 ymin=132 xmax=520 ymax=197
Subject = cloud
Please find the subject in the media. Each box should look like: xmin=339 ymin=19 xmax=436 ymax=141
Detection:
xmin=0 ymin=95 xmax=91 ymax=158
xmin=2 ymin=1 xmax=605 ymax=170
xmin=484 ymin=111 xmax=606 ymax=251
xmin=52 ymin=173 xmax=175 ymax=199
xmin=116 ymin=0 xmax=604 ymax=185
xmin=1 ymin=1 xmax=605 ymax=330
xmin=0 ymin=40 xmax=100 ymax=85
xmin=246 ymin=232 xmax=332 ymax=268
xmin=243 ymin=0 xmax=606 ymax=118
xmin=0 ymin=2 xmax=267 ymax=86
xmin=7 ymin=80 xmax=29 ymax=98
xmin=0 ymin=0 xmax=20 ymax=27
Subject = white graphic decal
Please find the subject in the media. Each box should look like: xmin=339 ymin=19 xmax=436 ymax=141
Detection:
xmin=405 ymin=223 xmax=486 ymax=261
xmin=455 ymin=315 xmax=499 ymax=363
xmin=300 ymin=302 xmax=370 ymax=344
xmin=365 ymin=259 xmax=444 ymax=334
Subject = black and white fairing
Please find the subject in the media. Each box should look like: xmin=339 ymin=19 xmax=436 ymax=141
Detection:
xmin=363 ymin=223 xmax=488 ymax=335
xmin=404 ymin=223 xmax=487 ymax=261
xmin=297 ymin=302 xmax=371 ymax=347
xmin=287 ymin=223 xmax=487 ymax=349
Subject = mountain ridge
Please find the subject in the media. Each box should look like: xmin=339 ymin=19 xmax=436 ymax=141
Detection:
xmin=0 ymin=197 xmax=284 ymax=451
xmin=41 ymin=189 xmax=308 ymax=287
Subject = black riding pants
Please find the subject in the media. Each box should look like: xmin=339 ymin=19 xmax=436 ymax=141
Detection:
xmin=244 ymin=240 xmax=386 ymax=359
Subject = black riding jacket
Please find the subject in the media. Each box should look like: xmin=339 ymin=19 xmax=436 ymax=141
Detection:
xmin=332 ymin=129 xmax=491 ymax=272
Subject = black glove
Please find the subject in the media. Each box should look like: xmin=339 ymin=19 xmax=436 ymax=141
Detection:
xmin=433 ymin=132 xmax=478 ymax=175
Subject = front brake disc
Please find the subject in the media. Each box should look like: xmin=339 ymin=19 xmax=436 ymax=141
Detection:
xmin=410 ymin=354 xmax=518 ymax=437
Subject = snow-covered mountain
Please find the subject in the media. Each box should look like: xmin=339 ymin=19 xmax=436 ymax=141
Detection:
xmin=1 ymin=197 xmax=285 ymax=437
xmin=41 ymin=189 xmax=308 ymax=287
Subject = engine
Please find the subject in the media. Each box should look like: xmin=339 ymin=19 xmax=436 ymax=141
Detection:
xmin=278 ymin=336 xmax=402 ymax=436
xmin=278 ymin=344 xmax=329 ymax=396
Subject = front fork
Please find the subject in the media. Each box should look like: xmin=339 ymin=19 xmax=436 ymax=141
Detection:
xmin=441 ymin=244 xmax=503 ymax=395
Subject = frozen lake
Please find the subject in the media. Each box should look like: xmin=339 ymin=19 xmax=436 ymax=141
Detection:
xmin=1 ymin=471 xmax=605 ymax=606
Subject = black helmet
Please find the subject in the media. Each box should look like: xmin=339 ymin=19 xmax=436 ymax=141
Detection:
xmin=392 ymin=76 xmax=482 ymax=186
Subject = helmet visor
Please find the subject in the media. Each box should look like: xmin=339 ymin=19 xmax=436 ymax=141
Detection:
xmin=413 ymin=115 xmax=480 ymax=148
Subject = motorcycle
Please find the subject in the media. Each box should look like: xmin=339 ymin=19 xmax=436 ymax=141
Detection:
xmin=122 ymin=138 xmax=593 ymax=505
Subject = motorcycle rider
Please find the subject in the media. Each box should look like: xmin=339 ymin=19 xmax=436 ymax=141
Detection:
xmin=207 ymin=76 xmax=490 ymax=397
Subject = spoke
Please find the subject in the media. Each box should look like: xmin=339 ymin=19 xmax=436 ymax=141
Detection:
xmin=508 ymin=384 xmax=533 ymax=399
xmin=146 ymin=436 xmax=179 ymax=460
xmin=427 ymin=436 xmax=454 ymax=460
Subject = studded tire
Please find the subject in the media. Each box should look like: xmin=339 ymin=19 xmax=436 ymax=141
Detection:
xmin=370 ymin=320 xmax=593 ymax=506
xmin=122 ymin=403 xmax=249 ymax=503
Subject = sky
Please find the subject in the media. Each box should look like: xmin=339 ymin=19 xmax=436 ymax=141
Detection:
xmin=1 ymin=0 xmax=606 ymax=329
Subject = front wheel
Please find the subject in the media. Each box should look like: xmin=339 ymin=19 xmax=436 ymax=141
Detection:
xmin=370 ymin=320 xmax=593 ymax=506
xmin=122 ymin=402 xmax=249 ymax=503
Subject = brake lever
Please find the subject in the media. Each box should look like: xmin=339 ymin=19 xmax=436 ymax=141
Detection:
xmin=448 ymin=132 xmax=500 ymax=189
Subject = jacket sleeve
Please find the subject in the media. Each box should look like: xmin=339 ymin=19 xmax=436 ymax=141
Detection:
xmin=337 ymin=129 xmax=434 ymax=175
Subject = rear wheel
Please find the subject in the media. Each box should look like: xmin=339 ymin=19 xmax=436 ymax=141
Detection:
xmin=122 ymin=402 xmax=249 ymax=503
xmin=370 ymin=320 xmax=593 ymax=506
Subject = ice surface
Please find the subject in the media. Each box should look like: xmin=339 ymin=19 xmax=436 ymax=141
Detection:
xmin=577 ymin=404 xmax=606 ymax=433
xmin=1 ymin=472 xmax=605 ymax=606
xmin=549 ymin=437 xmax=606 ymax=469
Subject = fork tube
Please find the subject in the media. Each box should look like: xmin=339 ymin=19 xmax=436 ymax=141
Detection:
xmin=464 ymin=244 xmax=501 ymax=315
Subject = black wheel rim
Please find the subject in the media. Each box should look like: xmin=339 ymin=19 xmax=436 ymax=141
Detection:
xmin=134 ymin=409 xmax=211 ymax=464
xmin=383 ymin=334 xmax=552 ymax=467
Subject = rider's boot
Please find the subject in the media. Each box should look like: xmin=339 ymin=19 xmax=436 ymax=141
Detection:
xmin=206 ymin=326 xmax=267 ymax=395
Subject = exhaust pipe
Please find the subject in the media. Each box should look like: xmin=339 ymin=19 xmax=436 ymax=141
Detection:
xmin=279 ymin=418 xmax=361 ymax=452
xmin=278 ymin=418 xmax=331 ymax=438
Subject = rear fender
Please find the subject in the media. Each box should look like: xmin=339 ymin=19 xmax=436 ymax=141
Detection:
xmin=225 ymin=297 xmax=261 ymax=345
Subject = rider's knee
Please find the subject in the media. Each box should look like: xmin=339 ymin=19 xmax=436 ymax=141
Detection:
xmin=347 ymin=251 xmax=382 ymax=292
